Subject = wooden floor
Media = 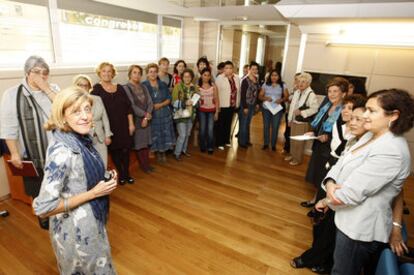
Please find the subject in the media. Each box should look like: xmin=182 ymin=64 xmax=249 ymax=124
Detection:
xmin=0 ymin=115 xmax=413 ymax=275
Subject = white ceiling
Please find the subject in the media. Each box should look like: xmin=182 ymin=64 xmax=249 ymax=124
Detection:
xmin=93 ymin=0 xmax=414 ymax=25
xmin=93 ymin=0 xmax=286 ymax=22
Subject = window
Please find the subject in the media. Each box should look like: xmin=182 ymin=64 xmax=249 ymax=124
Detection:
xmin=0 ymin=0 xmax=53 ymax=66
xmin=57 ymin=9 xmax=158 ymax=64
xmin=0 ymin=0 xmax=182 ymax=67
xmin=161 ymin=17 xmax=181 ymax=59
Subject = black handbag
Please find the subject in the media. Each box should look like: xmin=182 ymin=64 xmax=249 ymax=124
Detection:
xmin=295 ymin=91 xmax=316 ymax=122
xmin=38 ymin=217 xmax=49 ymax=230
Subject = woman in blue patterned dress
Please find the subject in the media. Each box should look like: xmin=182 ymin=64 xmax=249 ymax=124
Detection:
xmin=142 ymin=63 xmax=175 ymax=163
xmin=33 ymin=87 xmax=117 ymax=274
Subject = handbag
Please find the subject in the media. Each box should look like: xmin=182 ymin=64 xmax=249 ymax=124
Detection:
xmin=173 ymin=99 xmax=192 ymax=120
xmin=295 ymin=91 xmax=316 ymax=122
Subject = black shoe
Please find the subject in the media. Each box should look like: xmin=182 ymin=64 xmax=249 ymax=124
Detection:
xmin=311 ymin=265 xmax=330 ymax=274
xmin=300 ymin=201 xmax=316 ymax=208
xmin=307 ymin=209 xmax=316 ymax=218
xmin=119 ymin=179 xmax=126 ymax=185
xmin=262 ymin=145 xmax=269 ymax=150
xmin=271 ymin=146 xmax=276 ymax=151
xmin=290 ymin=257 xmax=306 ymax=269
xmin=127 ymin=177 xmax=135 ymax=184
xmin=200 ymin=148 xmax=206 ymax=153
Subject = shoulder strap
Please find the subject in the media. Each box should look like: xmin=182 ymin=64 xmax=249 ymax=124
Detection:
xmin=300 ymin=90 xmax=314 ymax=108
xmin=16 ymin=85 xmax=32 ymax=160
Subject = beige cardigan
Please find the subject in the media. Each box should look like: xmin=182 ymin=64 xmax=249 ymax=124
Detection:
xmin=215 ymin=73 xmax=241 ymax=108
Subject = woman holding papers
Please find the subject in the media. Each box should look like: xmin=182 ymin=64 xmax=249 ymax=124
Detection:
xmin=33 ymin=87 xmax=117 ymax=274
xmin=301 ymin=77 xmax=348 ymax=207
xmin=285 ymin=72 xmax=319 ymax=165
xmin=198 ymin=68 xmax=219 ymax=154
xmin=258 ymin=69 xmax=289 ymax=151
xmin=172 ymin=69 xmax=199 ymax=161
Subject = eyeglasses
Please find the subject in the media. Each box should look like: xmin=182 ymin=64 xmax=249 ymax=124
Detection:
xmin=30 ymin=68 xmax=49 ymax=76
xmin=77 ymin=83 xmax=91 ymax=89
xmin=71 ymin=106 xmax=92 ymax=118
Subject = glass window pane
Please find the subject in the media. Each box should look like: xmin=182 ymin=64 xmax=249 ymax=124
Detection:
xmin=0 ymin=0 xmax=53 ymax=67
xmin=58 ymin=9 xmax=158 ymax=64
xmin=161 ymin=25 xmax=181 ymax=59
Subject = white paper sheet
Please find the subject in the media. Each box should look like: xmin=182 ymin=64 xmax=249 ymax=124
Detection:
xmin=263 ymin=101 xmax=283 ymax=115
xmin=290 ymin=135 xmax=318 ymax=141
xmin=191 ymin=93 xmax=201 ymax=106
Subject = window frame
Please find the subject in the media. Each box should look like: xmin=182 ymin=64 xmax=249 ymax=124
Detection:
xmin=0 ymin=0 xmax=183 ymax=69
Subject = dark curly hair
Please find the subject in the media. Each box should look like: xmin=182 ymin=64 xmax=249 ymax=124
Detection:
xmin=198 ymin=68 xmax=212 ymax=87
xmin=343 ymin=94 xmax=367 ymax=110
xmin=180 ymin=68 xmax=195 ymax=81
xmin=368 ymin=89 xmax=414 ymax=135
xmin=173 ymin=59 xmax=187 ymax=74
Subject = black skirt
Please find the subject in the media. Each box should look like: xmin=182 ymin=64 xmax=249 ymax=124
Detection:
xmin=305 ymin=140 xmax=331 ymax=187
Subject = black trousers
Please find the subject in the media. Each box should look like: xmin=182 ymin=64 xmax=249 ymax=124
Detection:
xmin=23 ymin=174 xmax=43 ymax=197
xmin=23 ymin=173 xmax=49 ymax=230
xmin=300 ymin=209 xmax=336 ymax=270
xmin=216 ymin=107 xmax=236 ymax=147
xmin=283 ymin=112 xmax=291 ymax=152
xmin=109 ymin=148 xmax=130 ymax=180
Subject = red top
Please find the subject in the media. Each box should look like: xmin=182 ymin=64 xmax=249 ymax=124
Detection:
xmin=199 ymin=86 xmax=216 ymax=112
xmin=228 ymin=76 xmax=237 ymax=107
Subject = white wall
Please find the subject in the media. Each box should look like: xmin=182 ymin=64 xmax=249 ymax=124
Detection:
xmin=281 ymin=24 xmax=301 ymax=90
xmin=283 ymin=30 xmax=414 ymax=171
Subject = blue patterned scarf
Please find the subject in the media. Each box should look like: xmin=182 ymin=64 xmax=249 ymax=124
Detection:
xmin=311 ymin=102 xmax=343 ymax=133
xmin=53 ymin=130 xmax=108 ymax=230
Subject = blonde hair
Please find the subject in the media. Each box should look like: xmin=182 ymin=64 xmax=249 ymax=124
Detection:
xmin=96 ymin=62 xmax=117 ymax=78
xmin=298 ymin=72 xmax=312 ymax=84
xmin=145 ymin=63 xmax=159 ymax=74
xmin=73 ymin=74 xmax=93 ymax=92
xmin=44 ymin=86 xmax=93 ymax=132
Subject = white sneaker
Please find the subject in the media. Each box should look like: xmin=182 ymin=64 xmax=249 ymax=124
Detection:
xmin=225 ymin=143 xmax=232 ymax=147
xmin=218 ymin=146 xmax=224 ymax=150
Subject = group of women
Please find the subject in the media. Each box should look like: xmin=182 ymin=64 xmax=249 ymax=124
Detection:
xmin=2 ymin=55 xmax=413 ymax=275
xmin=285 ymin=74 xmax=414 ymax=275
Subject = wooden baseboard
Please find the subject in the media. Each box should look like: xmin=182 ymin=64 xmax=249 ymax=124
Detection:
xmin=0 ymin=193 xmax=11 ymax=202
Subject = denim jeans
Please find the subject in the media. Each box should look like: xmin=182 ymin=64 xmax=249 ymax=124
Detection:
xmin=198 ymin=111 xmax=215 ymax=151
xmin=262 ymin=108 xmax=283 ymax=148
xmin=238 ymin=104 xmax=255 ymax=146
xmin=332 ymin=230 xmax=386 ymax=275
xmin=175 ymin=119 xmax=193 ymax=157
